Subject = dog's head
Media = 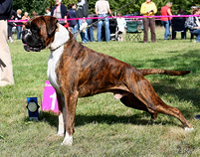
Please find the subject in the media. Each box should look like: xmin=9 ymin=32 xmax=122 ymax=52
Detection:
xmin=22 ymin=16 xmax=58 ymax=52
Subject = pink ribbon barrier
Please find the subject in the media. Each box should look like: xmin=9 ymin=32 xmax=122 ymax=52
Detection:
xmin=8 ymin=15 xmax=200 ymax=23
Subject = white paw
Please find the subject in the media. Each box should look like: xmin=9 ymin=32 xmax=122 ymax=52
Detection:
xmin=61 ymin=132 xmax=73 ymax=146
xmin=61 ymin=138 xmax=73 ymax=146
xmin=184 ymin=127 xmax=194 ymax=131
xmin=55 ymin=133 xmax=64 ymax=137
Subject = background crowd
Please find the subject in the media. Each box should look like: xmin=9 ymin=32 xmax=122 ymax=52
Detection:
xmin=6 ymin=0 xmax=200 ymax=44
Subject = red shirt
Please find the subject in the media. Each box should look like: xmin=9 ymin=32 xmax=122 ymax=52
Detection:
xmin=161 ymin=5 xmax=171 ymax=21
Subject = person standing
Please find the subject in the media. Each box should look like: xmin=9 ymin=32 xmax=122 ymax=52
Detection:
xmin=22 ymin=12 xmax=30 ymax=29
xmin=51 ymin=0 xmax=67 ymax=26
xmin=0 ymin=0 xmax=14 ymax=86
xmin=95 ymin=0 xmax=113 ymax=42
xmin=76 ymin=0 xmax=89 ymax=44
xmin=15 ymin=9 xmax=22 ymax=40
xmin=68 ymin=3 xmax=78 ymax=40
xmin=8 ymin=10 xmax=16 ymax=43
xmin=140 ymin=0 xmax=157 ymax=43
xmin=116 ymin=13 xmax=126 ymax=41
xmin=161 ymin=2 xmax=173 ymax=40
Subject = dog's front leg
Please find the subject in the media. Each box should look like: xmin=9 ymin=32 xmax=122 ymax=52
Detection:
xmin=56 ymin=92 xmax=65 ymax=136
xmin=61 ymin=90 xmax=79 ymax=146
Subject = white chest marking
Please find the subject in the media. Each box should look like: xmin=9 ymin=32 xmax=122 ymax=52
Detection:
xmin=46 ymin=24 xmax=70 ymax=93
xmin=47 ymin=47 xmax=64 ymax=92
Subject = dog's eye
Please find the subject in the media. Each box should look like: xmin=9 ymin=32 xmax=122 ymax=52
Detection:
xmin=31 ymin=25 xmax=40 ymax=33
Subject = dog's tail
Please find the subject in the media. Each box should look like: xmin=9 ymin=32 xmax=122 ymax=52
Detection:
xmin=139 ymin=69 xmax=190 ymax=76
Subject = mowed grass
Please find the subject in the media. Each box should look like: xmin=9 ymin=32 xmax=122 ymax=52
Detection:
xmin=1 ymin=27 xmax=200 ymax=156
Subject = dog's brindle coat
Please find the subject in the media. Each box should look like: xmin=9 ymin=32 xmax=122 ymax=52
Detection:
xmin=22 ymin=16 xmax=193 ymax=146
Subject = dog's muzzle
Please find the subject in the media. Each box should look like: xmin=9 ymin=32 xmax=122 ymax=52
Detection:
xmin=22 ymin=29 xmax=44 ymax=52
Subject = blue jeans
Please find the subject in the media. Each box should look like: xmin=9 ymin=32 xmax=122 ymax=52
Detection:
xmin=97 ymin=14 xmax=110 ymax=42
xmin=191 ymin=29 xmax=200 ymax=42
xmin=78 ymin=19 xmax=88 ymax=43
xmin=86 ymin=18 xmax=95 ymax=42
xmin=70 ymin=24 xmax=78 ymax=41
xmin=161 ymin=20 xmax=171 ymax=40
xmin=17 ymin=26 xmax=22 ymax=39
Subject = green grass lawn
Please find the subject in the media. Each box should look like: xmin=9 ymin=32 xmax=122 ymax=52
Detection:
xmin=0 ymin=27 xmax=200 ymax=156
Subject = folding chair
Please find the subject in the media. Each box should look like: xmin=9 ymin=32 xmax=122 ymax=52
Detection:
xmin=126 ymin=21 xmax=142 ymax=41
xmin=172 ymin=16 xmax=186 ymax=39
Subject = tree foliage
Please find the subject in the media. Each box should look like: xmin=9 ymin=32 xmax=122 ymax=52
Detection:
xmin=12 ymin=0 xmax=49 ymax=16
xmin=12 ymin=0 xmax=200 ymax=18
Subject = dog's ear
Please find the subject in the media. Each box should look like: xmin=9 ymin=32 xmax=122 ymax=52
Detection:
xmin=42 ymin=16 xmax=58 ymax=36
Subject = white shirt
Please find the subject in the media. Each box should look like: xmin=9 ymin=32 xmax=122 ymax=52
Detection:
xmin=95 ymin=0 xmax=110 ymax=14
xmin=117 ymin=17 xmax=126 ymax=32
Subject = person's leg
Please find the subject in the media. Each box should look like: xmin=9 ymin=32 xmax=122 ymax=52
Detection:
xmin=86 ymin=19 xmax=95 ymax=42
xmin=97 ymin=15 xmax=103 ymax=42
xmin=149 ymin=18 xmax=156 ymax=42
xmin=89 ymin=25 xmax=95 ymax=42
xmin=143 ymin=18 xmax=149 ymax=43
xmin=82 ymin=28 xmax=88 ymax=43
xmin=105 ymin=17 xmax=110 ymax=42
xmin=0 ymin=20 xmax=14 ymax=86
xmin=73 ymin=24 xmax=78 ymax=41
xmin=17 ymin=26 xmax=22 ymax=40
xmin=192 ymin=29 xmax=200 ymax=42
xmin=7 ymin=25 xmax=13 ymax=42
xmin=162 ymin=21 xmax=169 ymax=40
xmin=168 ymin=20 xmax=171 ymax=37
xmin=70 ymin=26 xmax=77 ymax=41
xmin=17 ymin=26 xmax=20 ymax=39
xmin=78 ymin=19 xmax=84 ymax=43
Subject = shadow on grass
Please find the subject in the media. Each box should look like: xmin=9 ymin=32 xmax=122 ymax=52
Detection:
xmin=39 ymin=110 xmax=183 ymax=129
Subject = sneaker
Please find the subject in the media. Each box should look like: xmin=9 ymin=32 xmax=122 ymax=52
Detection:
xmin=9 ymin=37 xmax=13 ymax=43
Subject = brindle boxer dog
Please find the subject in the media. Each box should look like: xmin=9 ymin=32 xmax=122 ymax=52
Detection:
xmin=22 ymin=16 xmax=193 ymax=146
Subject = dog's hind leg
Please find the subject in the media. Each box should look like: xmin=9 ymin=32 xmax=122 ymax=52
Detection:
xmin=150 ymin=112 xmax=158 ymax=121
xmin=120 ymin=94 xmax=157 ymax=121
xmin=126 ymin=77 xmax=193 ymax=130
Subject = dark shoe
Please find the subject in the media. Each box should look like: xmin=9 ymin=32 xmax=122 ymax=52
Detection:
xmin=194 ymin=114 xmax=200 ymax=120
xmin=168 ymin=34 xmax=171 ymax=40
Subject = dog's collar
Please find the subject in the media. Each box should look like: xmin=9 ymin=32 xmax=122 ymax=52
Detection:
xmin=50 ymin=34 xmax=76 ymax=52
xmin=50 ymin=41 xmax=67 ymax=52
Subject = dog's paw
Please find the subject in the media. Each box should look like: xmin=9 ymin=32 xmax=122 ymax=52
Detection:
xmin=61 ymin=133 xmax=73 ymax=146
xmin=55 ymin=133 xmax=64 ymax=137
xmin=184 ymin=127 xmax=194 ymax=131
xmin=61 ymin=138 xmax=73 ymax=146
